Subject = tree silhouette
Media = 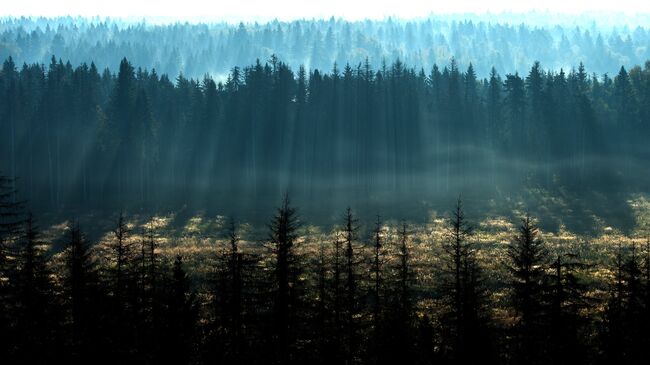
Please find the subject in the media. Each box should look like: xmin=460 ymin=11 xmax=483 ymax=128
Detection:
xmin=439 ymin=198 xmax=493 ymax=364
xmin=545 ymin=251 xmax=592 ymax=365
xmin=0 ymin=174 xmax=24 ymax=357
xmin=368 ymin=215 xmax=386 ymax=363
xmin=13 ymin=213 xmax=60 ymax=362
xmin=105 ymin=211 xmax=137 ymax=361
xmin=507 ymin=214 xmax=549 ymax=365
xmin=380 ymin=222 xmax=416 ymax=364
xmin=268 ymin=194 xmax=301 ymax=363
xmin=63 ymin=222 xmax=101 ymax=362
xmin=342 ymin=207 xmax=362 ymax=364
xmin=601 ymin=243 xmax=648 ymax=365
xmin=210 ymin=218 xmax=256 ymax=364
xmin=160 ymin=255 xmax=197 ymax=365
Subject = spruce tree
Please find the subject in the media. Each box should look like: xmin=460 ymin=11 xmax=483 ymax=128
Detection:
xmin=160 ymin=255 xmax=197 ymax=365
xmin=0 ymin=174 xmax=24 ymax=356
xmin=545 ymin=251 xmax=591 ymax=365
xmin=342 ymin=207 xmax=361 ymax=364
xmin=381 ymin=222 xmax=416 ymax=364
xmin=507 ymin=214 xmax=549 ymax=365
xmin=268 ymin=194 xmax=300 ymax=363
xmin=14 ymin=213 xmax=60 ymax=362
xmin=105 ymin=211 xmax=136 ymax=361
xmin=64 ymin=222 xmax=101 ymax=361
xmin=439 ymin=199 xmax=492 ymax=364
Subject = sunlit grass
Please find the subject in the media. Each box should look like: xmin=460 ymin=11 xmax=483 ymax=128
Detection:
xmin=39 ymin=193 xmax=650 ymax=263
xmin=36 ymin=192 xmax=650 ymax=322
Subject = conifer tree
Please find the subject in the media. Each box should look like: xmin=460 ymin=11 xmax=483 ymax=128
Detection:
xmin=0 ymin=174 xmax=24 ymax=356
xmin=105 ymin=211 xmax=136 ymax=361
xmin=109 ymin=211 xmax=132 ymax=303
xmin=507 ymin=214 xmax=549 ymax=365
xmin=211 ymin=219 xmax=251 ymax=363
xmin=545 ymin=251 xmax=591 ymax=365
xmin=64 ymin=222 xmax=101 ymax=361
xmin=439 ymin=198 xmax=492 ymax=364
xmin=14 ymin=213 xmax=59 ymax=362
xmin=342 ymin=207 xmax=361 ymax=364
xmin=268 ymin=194 xmax=301 ymax=363
xmin=371 ymin=216 xmax=385 ymax=329
xmin=161 ymin=255 xmax=198 ymax=365
xmin=381 ymin=222 xmax=416 ymax=364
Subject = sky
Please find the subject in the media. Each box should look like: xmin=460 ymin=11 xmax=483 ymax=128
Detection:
xmin=2 ymin=0 xmax=650 ymax=22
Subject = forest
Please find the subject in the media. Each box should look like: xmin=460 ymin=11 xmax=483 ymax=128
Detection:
xmin=2 ymin=16 xmax=650 ymax=79
xmin=1 ymin=53 xmax=650 ymax=225
xmin=2 ymin=12 xmax=650 ymax=365
xmin=1 ymin=183 xmax=650 ymax=364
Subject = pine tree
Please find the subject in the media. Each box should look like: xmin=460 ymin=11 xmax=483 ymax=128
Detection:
xmin=342 ymin=207 xmax=361 ymax=364
xmin=440 ymin=199 xmax=471 ymax=358
xmin=108 ymin=211 xmax=133 ymax=302
xmin=545 ymin=251 xmax=591 ymax=365
xmin=371 ymin=216 xmax=385 ymax=329
xmin=395 ymin=222 xmax=412 ymax=318
xmin=605 ymin=243 xmax=648 ymax=364
xmin=107 ymin=58 xmax=136 ymax=202
xmin=331 ymin=233 xmax=344 ymax=362
xmin=503 ymin=72 xmax=525 ymax=153
xmin=439 ymin=198 xmax=492 ymax=364
xmin=381 ymin=222 xmax=416 ymax=364
xmin=507 ymin=214 xmax=549 ymax=365
xmin=268 ymin=194 xmax=301 ymax=363
xmin=225 ymin=220 xmax=244 ymax=360
xmin=486 ymin=67 xmax=502 ymax=184
xmin=211 ymin=218 xmax=250 ymax=363
xmin=136 ymin=220 xmax=160 ymax=361
xmin=64 ymin=222 xmax=101 ymax=361
xmin=312 ymin=235 xmax=331 ymax=364
xmin=105 ymin=211 xmax=136 ymax=361
xmin=644 ymin=240 xmax=650 ymax=355
xmin=160 ymin=255 xmax=197 ymax=365
xmin=0 ymin=174 xmax=24 ymax=356
xmin=14 ymin=213 xmax=60 ymax=362
xmin=601 ymin=243 xmax=626 ymax=364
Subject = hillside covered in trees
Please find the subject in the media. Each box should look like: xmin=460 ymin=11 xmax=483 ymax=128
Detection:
xmin=1 ymin=53 xmax=650 ymax=226
xmin=2 ymin=15 xmax=650 ymax=79
xmin=2 ymin=11 xmax=650 ymax=364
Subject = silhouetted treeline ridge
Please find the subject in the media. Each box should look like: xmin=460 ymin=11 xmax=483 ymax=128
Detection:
xmin=1 ymin=184 xmax=650 ymax=364
xmin=1 ymin=56 xmax=650 ymax=214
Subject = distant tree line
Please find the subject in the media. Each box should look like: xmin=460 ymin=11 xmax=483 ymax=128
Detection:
xmin=1 ymin=55 xmax=650 ymax=213
xmin=1 ymin=16 xmax=649 ymax=78
xmin=2 ymin=178 xmax=650 ymax=364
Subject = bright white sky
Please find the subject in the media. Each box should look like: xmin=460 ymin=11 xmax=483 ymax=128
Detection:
xmin=2 ymin=0 xmax=649 ymax=21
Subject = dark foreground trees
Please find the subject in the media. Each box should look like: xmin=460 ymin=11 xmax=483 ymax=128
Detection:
xmin=63 ymin=222 xmax=102 ymax=362
xmin=507 ymin=215 xmax=549 ymax=364
xmin=439 ymin=199 xmax=495 ymax=365
xmin=600 ymin=243 xmax=650 ymax=365
xmin=1 ymin=187 xmax=650 ymax=364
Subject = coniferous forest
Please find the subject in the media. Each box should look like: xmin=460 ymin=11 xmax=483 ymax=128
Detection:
xmin=2 ymin=8 xmax=650 ymax=365
xmin=2 ymin=54 xmax=650 ymax=219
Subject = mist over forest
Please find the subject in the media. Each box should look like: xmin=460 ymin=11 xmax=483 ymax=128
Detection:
xmin=2 ymin=26 xmax=650 ymax=229
xmin=3 ymin=11 xmax=650 ymax=365
xmin=2 ymin=15 xmax=650 ymax=79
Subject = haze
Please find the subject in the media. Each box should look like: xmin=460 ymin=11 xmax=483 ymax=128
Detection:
xmin=3 ymin=0 xmax=650 ymax=22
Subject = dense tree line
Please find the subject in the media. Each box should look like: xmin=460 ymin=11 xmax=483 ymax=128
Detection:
xmin=1 ymin=16 xmax=649 ymax=80
xmin=2 ymin=178 xmax=650 ymax=364
xmin=1 ymin=55 xmax=650 ymax=215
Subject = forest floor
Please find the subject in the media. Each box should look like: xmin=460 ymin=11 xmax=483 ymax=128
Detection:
xmin=37 ymin=191 xmax=650 ymax=314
